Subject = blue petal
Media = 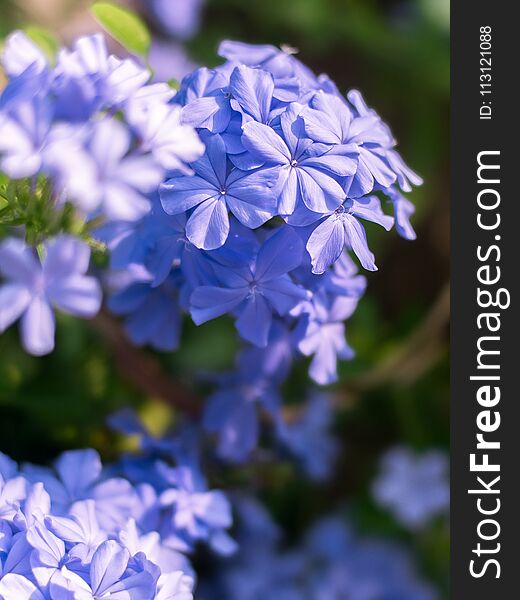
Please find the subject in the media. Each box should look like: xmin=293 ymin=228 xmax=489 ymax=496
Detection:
xmin=199 ymin=134 xmax=228 ymax=187
xmin=235 ymin=293 xmax=272 ymax=347
xmin=302 ymin=91 xmax=353 ymax=144
xmin=190 ymin=286 xmax=247 ymax=324
xmin=160 ymin=175 xmax=217 ymax=215
xmin=21 ymin=296 xmax=55 ymax=356
xmin=259 ymin=275 xmax=309 ymax=315
xmin=225 ymin=168 xmax=278 ymax=228
xmin=254 ymin=226 xmax=303 ymax=281
xmin=0 ymin=237 xmax=40 ymax=285
xmin=307 ymin=215 xmax=345 ymax=274
xmin=43 ymin=236 xmax=91 ymax=276
xmin=55 ymin=449 xmax=102 ymax=496
xmin=0 ymin=284 xmax=31 ymax=332
xmin=302 ymin=152 xmax=358 ymax=177
xmin=229 ymin=65 xmax=274 ymax=123
xmin=181 ymin=96 xmax=221 ymax=128
xmin=47 ymin=275 xmax=102 ymax=318
xmin=186 ymin=197 xmax=230 ymax=250
xmin=342 ymin=214 xmax=377 ymax=271
xmin=350 ymin=196 xmax=394 ymax=231
xmin=241 ymin=121 xmax=290 ymax=164
xmin=297 ymin=167 xmax=342 ymax=214
xmin=90 ymin=541 xmax=129 ymax=596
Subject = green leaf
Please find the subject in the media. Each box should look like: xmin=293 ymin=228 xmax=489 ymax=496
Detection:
xmin=91 ymin=2 xmax=151 ymax=58
xmin=24 ymin=26 xmax=59 ymax=62
xmin=0 ymin=196 xmax=8 ymax=211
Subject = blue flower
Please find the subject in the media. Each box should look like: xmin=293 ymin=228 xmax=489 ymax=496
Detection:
xmin=108 ymin=272 xmax=183 ymax=352
xmin=1 ymin=31 xmax=47 ymax=78
xmin=23 ymin=449 xmax=136 ymax=532
xmin=302 ymin=90 xmax=397 ymax=197
xmin=217 ymin=41 xmax=319 ymax=99
xmin=385 ymin=186 xmax=417 ymax=240
xmin=306 ymin=195 xmax=394 ymax=273
xmin=276 ymin=394 xmax=338 ymax=481
xmin=126 ymin=99 xmax=205 ymax=173
xmin=207 ymin=507 xmax=438 ymax=600
xmin=0 ymin=31 xmax=203 ymax=223
xmin=85 ymin=118 xmax=164 ymax=222
xmin=203 ymin=358 xmax=282 ymax=463
xmin=0 ymin=446 xmax=200 ymax=599
xmin=158 ymin=464 xmax=235 ymax=554
xmin=53 ymin=33 xmax=150 ymax=120
xmin=0 ymin=236 xmax=101 ymax=356
xmin=372 ymin=447 xmax=450 ymax=530
xmin=242 ymin=104 xmax=358 ymax=222
xmin=0 ymin=97 xmax=52 ymax=178
xmin=178 ymin=67 xmax=235 ymax=133
xmin=190 ymin=226 xmax=307 ymax=347
xmin=160 ymin=135 xmax=278 ymax=249
xmin=292 ymin=254 xmax=365 ymax=385
xmin=149 ymin=0 xmax=205 ymax=40
xmin=228 ymin=65 xmax=276 ymax=125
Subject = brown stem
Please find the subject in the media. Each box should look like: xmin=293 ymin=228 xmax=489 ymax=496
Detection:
xmin=92 ymin=310 xmax=201 ymax=417
xmin=346 ymin=282 xmax=450 ymax=393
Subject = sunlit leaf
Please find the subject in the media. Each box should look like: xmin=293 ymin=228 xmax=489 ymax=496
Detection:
xmin=91 ymin=1 xmax=151 ymax=58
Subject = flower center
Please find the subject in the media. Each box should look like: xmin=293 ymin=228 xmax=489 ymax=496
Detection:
xmin=290 ymin=159 xmax=298 ymax=167
xmin=220 ymin=189 xmax=227 ymax=196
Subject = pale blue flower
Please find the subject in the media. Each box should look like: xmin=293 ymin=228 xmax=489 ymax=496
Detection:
xmin=372 ymin=447 xmax=450 ymax=530
xmin=0 ymin=236 xmax=101 ymax=356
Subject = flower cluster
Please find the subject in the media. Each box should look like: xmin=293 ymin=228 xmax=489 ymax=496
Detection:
xmin=201 ymin=499 xmax=437 ymax=600
xmin=0 ymin=32 xmax=423 ymax=485
xmin=0 ymin=31 xmax=203 ymax=220
xmin=0 ymin=22 xmax=438 ymax=600
xmin=0 ymin=30 xmax=203 ymax=352
xmin=372 ymin=446 xmax=450 ymax=530
xmin=0 ymin=444 xmax=234 ymax=599
xmin=104 ymin=39 xmax=420 ymax=392
xmin=0 ymin=34 xmax=420 ymax=385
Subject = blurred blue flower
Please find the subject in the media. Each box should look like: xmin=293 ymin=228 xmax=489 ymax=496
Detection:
xmin=150 ymin=0 xmax=205 ymax=40
xmin=277 ymin=394 xmax=339 ymax=481
xmin=0 ymin=236 xmax=101 ymax=356
xmin=0 ymin=444 xmax=230 ymax=598
xmin=108 ymin=271 xmax=183 ymax=352
xmin=0 ymin=97 xmax=52 ymax=179
xmin=204 ymin=504 xmax=438 ymax=600
xmin=372 ymin=447 xmax=450 ymax=530
xmin=0 ymin=31 xmax=203 ymax=221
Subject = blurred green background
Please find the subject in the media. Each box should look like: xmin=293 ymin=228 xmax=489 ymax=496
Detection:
xmin=0 ymin=0 xmax=449 ymax=595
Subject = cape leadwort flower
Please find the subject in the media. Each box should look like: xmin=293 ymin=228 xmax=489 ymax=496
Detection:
xmin=0 ymin=32 xmax=420 ymax=383
xmin=372 ymin=446 xmax=450 ymax=530
xmin=201 ymin=501 xmax=437 ymax=600
xmin=0 ymin=31 xmax=423 ymax=485
xmin=0 ymin=444 xmax=234 ymax=599
xmin=142 ymin=38 xmax=420 ymax=387
xmin=0 ymin=31 xmax=203 ymax=221
xmin=0 ymin=236 xmax=101 ymax=356
xmin=0 ymin=30 xmax=203 ymax=355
